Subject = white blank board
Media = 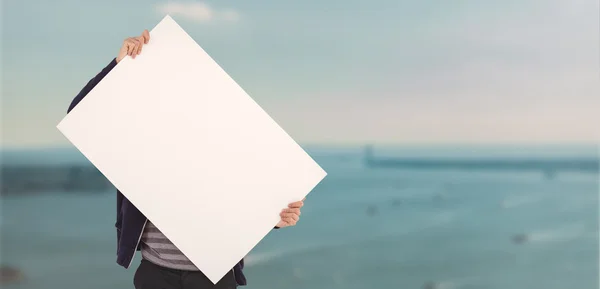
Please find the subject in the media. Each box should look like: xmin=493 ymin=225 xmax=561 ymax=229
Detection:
xmin=57 ymin=15 xmax=327 ymax=284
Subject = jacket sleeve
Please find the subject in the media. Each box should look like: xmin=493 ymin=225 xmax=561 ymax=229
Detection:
xmin=67 ymin=58 xmax=118 ymax=113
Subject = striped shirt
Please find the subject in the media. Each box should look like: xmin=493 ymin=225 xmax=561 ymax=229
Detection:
xmin=140 ymin=221 xmax=199 ymax=271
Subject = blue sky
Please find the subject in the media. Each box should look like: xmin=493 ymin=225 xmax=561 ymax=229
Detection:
xmin=2 ymin=0 xmax=599 ymax=148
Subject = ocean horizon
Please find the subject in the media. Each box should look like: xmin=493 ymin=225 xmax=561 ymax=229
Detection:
xmin=2 ymin=143 xmax=598 ymax=165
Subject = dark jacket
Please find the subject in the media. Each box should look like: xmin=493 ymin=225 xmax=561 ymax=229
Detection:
xmin=66 ymin=58 xmax=279 ymax=286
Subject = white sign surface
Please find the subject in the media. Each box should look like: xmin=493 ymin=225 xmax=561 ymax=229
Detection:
xmin=57 ymin=15 xmax=326 ymax=284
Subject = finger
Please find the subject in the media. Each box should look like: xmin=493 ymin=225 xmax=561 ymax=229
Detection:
xmin=131 ymin=39 xmax=142 ymax=58
xmin=135 ymin=37 xmax=144 ymax=54
xmin=279 ymin=212 xmax=295 ymax=218
xmin=141 ymin=29 xmax=150 ymax=44
xmin=123 ymin=41 xmax=131 ymax=56
xmin=288 ymin=201 xmax=304 ymax=208
xmin=281 ymin=217 xmax=296 ymax=225
xmin=279 ymin=212 xmax=294 ymax=218
xmin=280 ymin=213 xmax=300 ymax=222
xmin=281 ymin=208 xmax=301 ymax=215
xmin=280 ymin=211 xmax=300 ymax=220
xmin=126 ymin=44 xmax=134 ymax=57
xmin=126 ymin=39 xmax=136 ymax=56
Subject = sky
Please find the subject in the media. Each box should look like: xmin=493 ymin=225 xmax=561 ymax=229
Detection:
xmin=2 ymin=0 xmax=599 ymax=148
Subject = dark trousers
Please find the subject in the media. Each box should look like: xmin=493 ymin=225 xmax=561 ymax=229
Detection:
xmin=134 ymin=259 xmax=237 ymax=289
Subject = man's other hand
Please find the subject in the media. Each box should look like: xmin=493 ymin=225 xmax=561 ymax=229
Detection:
xmin=276 ymin=199 xmax=305 ymax=228
xmin=116 ymin=29 xmax=150 ymax=63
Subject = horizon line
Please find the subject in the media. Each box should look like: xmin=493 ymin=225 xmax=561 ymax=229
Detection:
xmin=1 ymin=142 xmax=598 ymax=152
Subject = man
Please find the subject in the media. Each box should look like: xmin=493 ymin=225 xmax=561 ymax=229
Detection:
xmin=67 ymin=29 xmax=305 ymax=289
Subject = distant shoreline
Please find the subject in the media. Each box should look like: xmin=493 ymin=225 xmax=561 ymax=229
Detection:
xmin=1 ymin=164 xmax=113 ymax=195
xmin=2 ymin=145 xmax=597 ymax=195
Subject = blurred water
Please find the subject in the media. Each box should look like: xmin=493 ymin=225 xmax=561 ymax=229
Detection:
xmin=1 ymin=146 xmax=598 ymax=289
